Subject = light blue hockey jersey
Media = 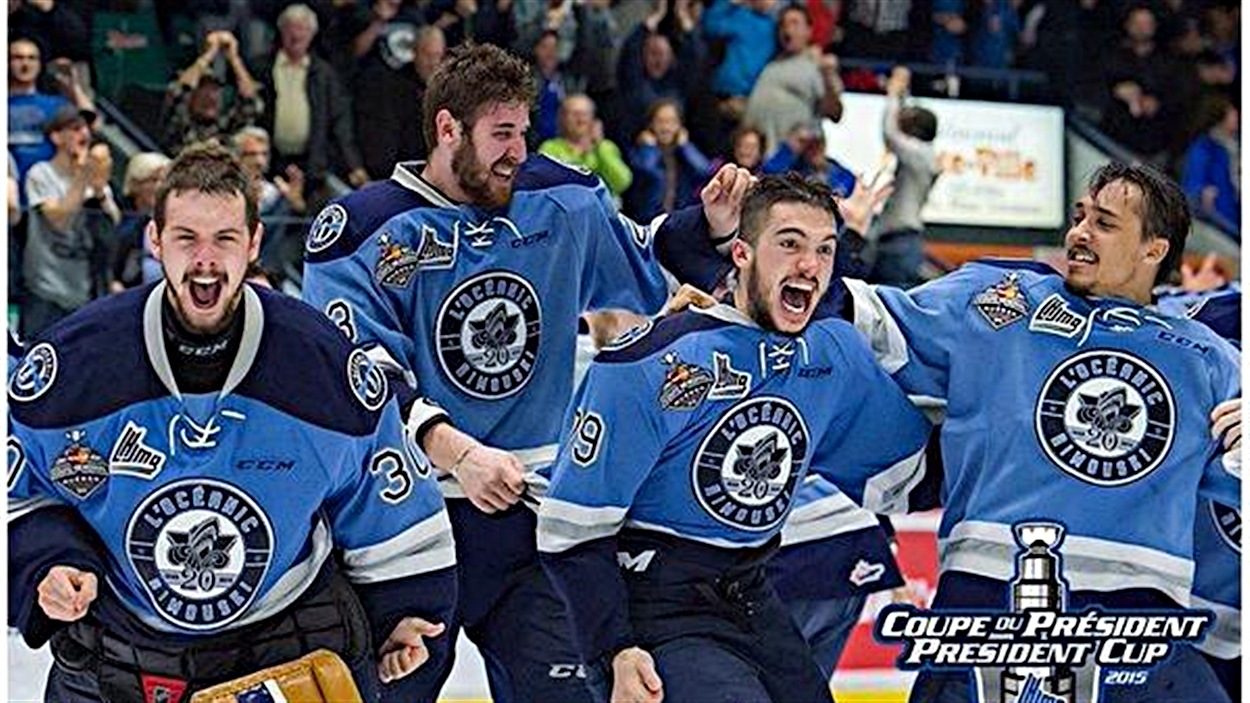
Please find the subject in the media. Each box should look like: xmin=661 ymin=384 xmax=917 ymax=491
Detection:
xmin=844 ymin=260 xmax=1241 ymax=606
xmin=537 ymin=303 xmax=932 ymax=552
xmin=8 ymin=283 xmax=455 ymax=636
xmin=302 ymin=159 xmax=674 ymax=494
xmin=1164 ymin=286 xmax=1241 ymax=660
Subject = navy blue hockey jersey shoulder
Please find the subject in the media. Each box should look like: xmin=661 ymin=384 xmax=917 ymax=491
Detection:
xmin=237 ymin=287 xmax=388 ymax=436
xmin=514 ymin=154 xmax=603 ymax=192
xmin=595 ymin=310 xmax=731 ymax=365
xmin=9 ymin=285 xmax=165 ymax=429
xmin=305 ymin=176 xmax=441 ymax=264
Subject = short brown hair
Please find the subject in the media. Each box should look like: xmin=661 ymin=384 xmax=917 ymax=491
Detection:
xmin=154 ymin=141 xmax=259 ymax=235
xmin=740 ymin=173 xmax=842 ymax=246
xmin=422 ymin=43 xmax=536 ymax=153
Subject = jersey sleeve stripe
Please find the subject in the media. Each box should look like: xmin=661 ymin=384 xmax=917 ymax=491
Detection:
xmin=341 ymin=510 xmax=456 ymax=583
xmin=537 ymin=498 xmax=628 ymax=554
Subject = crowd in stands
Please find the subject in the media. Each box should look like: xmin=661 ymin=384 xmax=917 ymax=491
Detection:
xmin=6 ymin=0 xmax=1242 ymax=335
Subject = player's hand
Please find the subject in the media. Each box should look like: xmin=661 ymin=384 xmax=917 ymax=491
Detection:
xmin=611 ymin=647 xmax=663 ymax=703
xmin=378 ymin=616 xmax=445 ymax=683
xmin=348 ymin=167 xmax=371 ymax=188
xmin=661 ymin=284 xmax=717 ymax=316
xmin=886 ymin=66 xmax=910 ymax=96
xmin=37 ymin=566 xmax=98 ymax=622
xmin=1211 ymin=399 xmax=1241 ymax=452
xmin=701 ymin=163 xmax=754 ymax=240
xmin=838 ymin=173 xmax=894 ymax=235
xmin=1181 ymin=253 xmax=1228 ymax=293
xmin=455 ymin=444 xmax=527 ymax=513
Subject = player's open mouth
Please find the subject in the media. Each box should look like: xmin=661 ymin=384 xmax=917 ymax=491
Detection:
xmin=492 ymin=164 xmax=517 ymax=181
xmin=1067 ymin=247 xmax=1098 ymax=266
xmin=188 ymin=276 xmax=224 ymax=309
xmin=780 ymin=280 xmax=815 ymax=315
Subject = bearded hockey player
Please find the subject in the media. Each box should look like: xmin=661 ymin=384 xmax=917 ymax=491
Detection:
xmin=300 ymin=42 xmax=748 ymax=702
xmin=536 ymin=174 xmax=932 ymax=703
xmin=8 ymin=143 xmax=456 ymax=703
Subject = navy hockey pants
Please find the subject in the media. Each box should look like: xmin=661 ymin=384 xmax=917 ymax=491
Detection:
xmin=786 ymin=593 xmax=869 ymax=681
xmin=594 ymin=530 xmax=832 ymax=703
xmin=412 ymin=499 xmax=593 ymax=703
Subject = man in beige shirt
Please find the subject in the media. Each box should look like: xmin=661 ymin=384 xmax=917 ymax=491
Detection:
xmin=260 ymin=4 xmax=370 ymax=190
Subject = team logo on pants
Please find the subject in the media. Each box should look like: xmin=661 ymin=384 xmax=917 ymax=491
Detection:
xmin=127 ymin=479 xmax=274 ymax=631
xmin=1035 ymin=350 xmax=1175 ymax=487
xmin=692 ymin=396 xmax=808 ymax=531
xmin=436 ymin=270 xmax=542 ymax=399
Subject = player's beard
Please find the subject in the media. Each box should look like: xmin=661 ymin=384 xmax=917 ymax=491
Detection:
xmin=743 ymin=259 xmax=780 ymax=333
xmin=452 ymin=132 xmax=516 ymax=210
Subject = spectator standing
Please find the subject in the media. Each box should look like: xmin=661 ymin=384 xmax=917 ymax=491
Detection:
xmin=615 ymin=0 xmax=705 ymax=148
xmin=931 ymin=0 xmax=968 ymax=65
xmin=760 ymin=124 xmax=857 ymax=197
xmin=873 ymin=66 xmax=940 ymax=288
xmin=232 ymin=126 xmax=308 ymax=274
xmin=839 ymin=0 xmax=913 ymax=60
xmin=1181 ymin=96 xmax=1240 ymax=230
xmin=531 ymin=29 xmax=584 ymax=144
xmin=626 ymin=98 xmax=711 ymax=220
xmin=109 ymin=152 xmax=170 ymax=292
xmin=21 ymin=107 xmax=120 ymax=336
xmin=968 ymin=0 xmax=1021 ymax=68
xmin=162 ymin=30 xmax=263 ymax=154
xmin=9 ymin=37 xmax=94 ymax=192
xmin=744 ymin=4 xmax=843 ymax=159
xmin=514 ymin=0 xmax=578 ymax=65
xmin=347 ymin=2 xmax=443 ymax=177
xmin=539 ymin=93 xmax=632 ymax=197
xmin=1101 ymin=5 xmax=1184 ymax=159
xmin=701 ymin=0 xmax=779 ymax=119
xmin=8 ymin=0 xmax=91 ymax=67
xmin=259 ymin=3 xmax=369 ymax=191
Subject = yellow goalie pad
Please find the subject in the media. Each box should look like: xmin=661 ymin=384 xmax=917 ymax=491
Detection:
xmin=189 ymin=649 xmax=363 ymax=703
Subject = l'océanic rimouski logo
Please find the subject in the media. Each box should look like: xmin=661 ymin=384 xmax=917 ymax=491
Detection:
xmin=1035 ymin=350 xmax=1174 ymax=486
xmin=436 ymin=270 xmax=541 ymax=399
xmin=692 ymin=397 xmax=808 ymax=531
xmin=126 ymin=479 xmax=273 ymax=631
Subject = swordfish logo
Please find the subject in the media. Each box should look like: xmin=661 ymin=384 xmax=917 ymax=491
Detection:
xmin=110 ymin=421 xmax=167 ymax=479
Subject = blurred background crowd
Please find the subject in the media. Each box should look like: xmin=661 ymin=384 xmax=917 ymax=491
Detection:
xmin=6 ymin=0 xmax=1241 ymax=337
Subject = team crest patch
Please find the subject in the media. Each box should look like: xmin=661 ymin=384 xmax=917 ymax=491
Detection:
xmin=51 ymin=429 xmax=109 ymax=499
xmin=1035 ymin=350 xmax=1175 ymax=486
xmin=127 ymin=478 xmax=274 ymax=631
xmin=1029 ymin=293 xmax=1086 ymax=338
xmin=109 ymin=420 xmax=167 ymax=480
xmin=436 ymin=271 xmax=542 ymax=399
xmin=347 ymin=349 xmax=389 ymax=411
xmin=1210 ymin=501 xmax=1240 ymax=553
xmin=416 ymin=224 xmax=457 ymax=269
xmin=692 ymin=397 xmax=808 ymax=531
xmin=375 ymin=232 xmax=421 ymax=287
xmin=973 ymin=272 xmax=1029 ymax=330
xmin=306 ymin=204 xmax=347 ymax=254
xmin=9 ymin=342 xmax=58 ymax=402
xmin=658 ymin=352 xmax=714 ymax=410
xmin=708 ymin=351 xmax=751 ymax=400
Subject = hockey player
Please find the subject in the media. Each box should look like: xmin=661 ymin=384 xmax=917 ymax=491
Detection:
xmin=8 ymin=143 xmax=457 ymax=702
xmin=536 ymin=174 xmax=933 ymax=702
xmin=300 ymin=42 xmax=748 ymax=702
xmin=1161 ymin=286 xmax=1241 ymax=702
xmin=656 ymin=163 xmax=1241 ymax=702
